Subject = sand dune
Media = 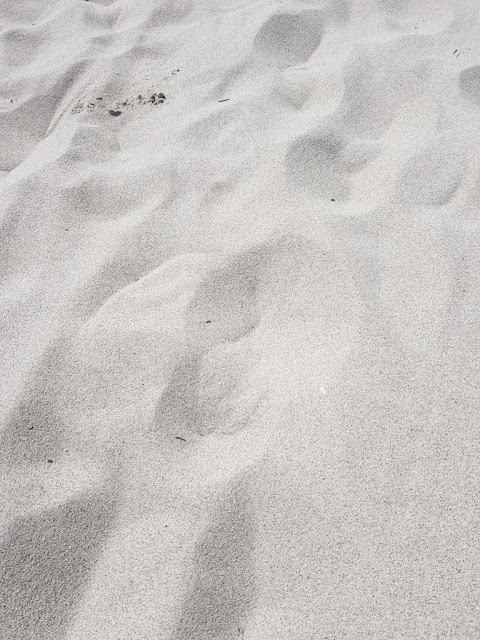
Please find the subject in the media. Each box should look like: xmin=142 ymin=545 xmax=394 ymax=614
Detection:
xmin=1 ymin=0 xmax=480 ymax=638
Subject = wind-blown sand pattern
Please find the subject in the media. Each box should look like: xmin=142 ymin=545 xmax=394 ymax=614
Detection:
xmin=1 ymin=0 xmax=480 ymax=638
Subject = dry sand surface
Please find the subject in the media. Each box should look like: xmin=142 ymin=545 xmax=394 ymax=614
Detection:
xmin=1 ymin=0 xmax=480 ymax=638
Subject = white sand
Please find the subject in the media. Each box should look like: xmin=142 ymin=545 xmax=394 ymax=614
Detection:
xmin=1 ymin=0 xmax=480 ymax=638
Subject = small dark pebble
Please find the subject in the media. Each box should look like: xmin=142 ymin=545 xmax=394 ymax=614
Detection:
xmin=47 ymin=459 xmax=53 ymax=464
xmin=108 ymin=110 xmax=122 ymax=117
xmin=96 ymin=97 xmax=103 ymax=100
xmin=206 ymin=320 xmax=212 ymax=323
xmin=331 ymin=198 xmax=335 ymax=202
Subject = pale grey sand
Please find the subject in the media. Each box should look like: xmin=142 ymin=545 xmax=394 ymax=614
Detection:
xmin=1 ymin=0 xmax=480 ymax=638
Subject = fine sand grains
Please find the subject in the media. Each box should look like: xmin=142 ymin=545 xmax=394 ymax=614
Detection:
xmin=1 ymin=0 xmax=480 ymax=639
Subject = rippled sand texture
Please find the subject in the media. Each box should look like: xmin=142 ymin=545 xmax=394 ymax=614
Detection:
xmin=1 ymin=0 xmax=480 ymax=638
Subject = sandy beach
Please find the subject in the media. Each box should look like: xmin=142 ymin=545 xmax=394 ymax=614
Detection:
xmin=1 ymin=0 xmax=480 ymax=638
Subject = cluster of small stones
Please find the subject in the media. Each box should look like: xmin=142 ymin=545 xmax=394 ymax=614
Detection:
xmin=71 ymin=91 xmax=167 ymax=116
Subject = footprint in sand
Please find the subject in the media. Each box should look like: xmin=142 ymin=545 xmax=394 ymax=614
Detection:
xmin=252 ymin=10 xmax=324 ymax=69
xmin=153 ymin=247 xmax=265 ymax=441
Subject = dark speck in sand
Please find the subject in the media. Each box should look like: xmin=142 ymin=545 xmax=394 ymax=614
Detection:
xmin=149 ymin=92 xmax=166 ymax=105
xmin=206 ymin=320 xmax=212 ymax=324
xmin=108 ymin=110 xmax=122 ymax=117
xmin=47 ymin=459 xmax=53 ymax=464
